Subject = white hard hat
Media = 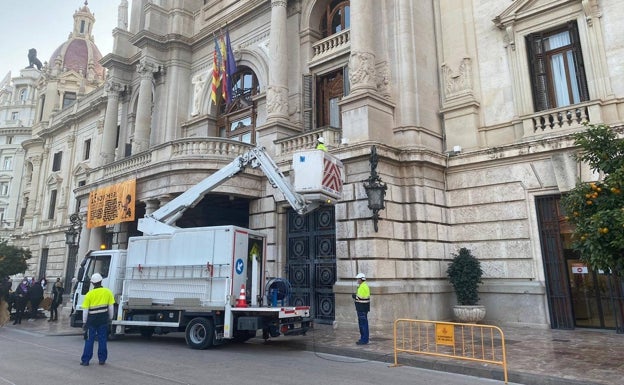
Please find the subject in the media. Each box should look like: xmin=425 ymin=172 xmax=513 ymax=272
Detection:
xmin=356 ymin=273 xmax=366 ymax=280
xmin=91 ymin=273 xmax=103 ymax=283
xmin=317 ymin=137 xmax=325 ymax=144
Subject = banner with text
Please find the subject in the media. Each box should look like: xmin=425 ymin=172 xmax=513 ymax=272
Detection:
xmin=87 ymin=179 xmax=136 ymax=228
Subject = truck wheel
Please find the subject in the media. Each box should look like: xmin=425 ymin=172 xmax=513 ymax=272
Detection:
xmin=140 ymin=327 xmax=155 ymax=338
xmin=185 ymin=317 xmax=214 ymax=349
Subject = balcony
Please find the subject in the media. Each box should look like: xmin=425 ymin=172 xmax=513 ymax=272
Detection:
xmin=95 ymin=138 xmax=253 ymax=182
xmin=309 ymin=29 xmax=350 ymax=67
xmin=275 ymin=127 xmax=342 ymax=156
xmin=521 ymin=100 xmax=607 ymax=138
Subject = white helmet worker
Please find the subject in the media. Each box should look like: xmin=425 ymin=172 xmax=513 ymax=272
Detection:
xmin=355 ymin=273 xmax=366 ymax=281
xmin=91 ymin=273 xmax=103 ymax=283
xmin=317 ymin=136 xmax=325 ymax=144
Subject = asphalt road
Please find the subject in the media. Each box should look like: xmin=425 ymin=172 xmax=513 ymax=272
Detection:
xmin=0 ymin=328 xmax=517 ymax=385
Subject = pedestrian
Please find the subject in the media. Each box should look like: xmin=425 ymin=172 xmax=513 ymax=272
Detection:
xmin=49 ymin=278 xmax=64 ymax=322
xmin=13 ymin=279 xmax=29 ymax=325
xmin=80 ymin=273 xmax=115 ymax=366
xmin=316 ymin=137 xmax=328 ymax=152
xmin=39 ymin=276 xmax=47 ymax=291
xmin=0 ymin=276 xmax=11 ymax=326
xmin=352 ymin=273 xmax=370 ymax=345
xmin=28 ymin=278 xmax=44 ymax=319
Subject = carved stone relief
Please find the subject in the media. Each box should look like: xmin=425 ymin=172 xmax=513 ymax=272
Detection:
xmin=266 ymin=85 xmax=288 ymax=115
xmin=348 ymin=51 xmax=376 ymax=89
xmin=441 ymin=58 xmax=473 ymax=101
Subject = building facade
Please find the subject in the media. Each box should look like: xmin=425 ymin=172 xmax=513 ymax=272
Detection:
xmin=9 ymin=0 xmax=624 ymax=332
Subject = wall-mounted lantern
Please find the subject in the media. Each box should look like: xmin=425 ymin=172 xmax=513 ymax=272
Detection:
xmin=363 ymin=145 xmax=387 ymax=232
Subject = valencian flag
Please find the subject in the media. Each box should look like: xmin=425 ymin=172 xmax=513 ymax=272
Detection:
xmin=210 ymin=36 xmax=221 ymax=104
xmin=224 ymin=30 xmax=237 ymax=104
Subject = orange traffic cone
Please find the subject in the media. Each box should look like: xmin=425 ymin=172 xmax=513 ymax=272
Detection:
xmin=235 ymin=284 xmax=247 ymax=307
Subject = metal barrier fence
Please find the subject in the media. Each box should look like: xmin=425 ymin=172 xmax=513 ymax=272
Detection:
xmin=392 ymin=319 xmax=508 ymax=384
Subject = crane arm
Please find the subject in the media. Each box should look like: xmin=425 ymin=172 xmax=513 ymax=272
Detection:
xmin=137 ymin=147 xmax=316 ymax=235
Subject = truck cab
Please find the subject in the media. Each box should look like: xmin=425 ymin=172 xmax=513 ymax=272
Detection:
xmin=70 ymin=249 xmax=127 ymax=327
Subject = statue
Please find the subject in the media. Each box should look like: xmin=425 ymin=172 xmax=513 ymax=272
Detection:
xmin=27 ymin=48 xmax=42 ymax=70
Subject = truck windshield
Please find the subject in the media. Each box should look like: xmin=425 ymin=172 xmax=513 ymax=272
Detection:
xmin=81 ymin=255 xmax=112 ymax=294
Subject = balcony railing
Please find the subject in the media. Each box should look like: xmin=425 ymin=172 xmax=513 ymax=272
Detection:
xmin=522 ymin=101 xmax=601 ymax=138
xmin=98 ymin=138 xmax=253 ymax=181
xmin=275 ymin=127 xmax=342 ymax=156
xmin=310 ymin=29 xmax=350 ymax=65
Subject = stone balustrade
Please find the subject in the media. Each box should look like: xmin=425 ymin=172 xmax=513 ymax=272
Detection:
xmin=275 ymin=127 xmax=342 ymax=156
xmin=311 ymin=29 xmax=350 ymax=64
xmin=99 ymin=138 xmax=253 ymax=180
xmin=526 ymin=103 xmax=592 ymax=136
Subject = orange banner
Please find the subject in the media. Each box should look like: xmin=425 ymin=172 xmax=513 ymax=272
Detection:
xmin=87 ymin=179 xmax=136 ymax=228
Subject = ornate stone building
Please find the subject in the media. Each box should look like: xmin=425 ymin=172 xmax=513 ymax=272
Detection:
xmin=12 ymin=0 xmax=624 ymax=332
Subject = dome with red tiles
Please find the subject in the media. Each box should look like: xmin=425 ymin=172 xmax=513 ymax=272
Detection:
xmin=48 ymin=1 xmax=104 ymax=82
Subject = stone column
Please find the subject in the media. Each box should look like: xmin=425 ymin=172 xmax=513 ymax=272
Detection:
xmin=144 ymin=199 xmax=160 ymax=216
xmin=100 ymin=80 xmax=124 ymax=165
xmin=348 ymin=0 xmax=376 ymax=94
xmin=266 ymin=0 xmax=289 ymax=121
xmin=26 ymin=155 xmax=42 ymax=216
xmin=133 ymin=59 xmax=159 ymax=154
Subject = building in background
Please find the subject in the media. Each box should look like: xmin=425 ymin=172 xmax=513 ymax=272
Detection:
xmin=7 ymin=0 xmax=624 ymax=332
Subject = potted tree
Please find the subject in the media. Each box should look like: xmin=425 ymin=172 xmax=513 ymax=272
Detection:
xmin=446 ymin=247 xmax=486 ymax=323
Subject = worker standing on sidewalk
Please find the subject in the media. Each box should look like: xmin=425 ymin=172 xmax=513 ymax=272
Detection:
xmin=352 ymin=273 xmax=370 ymax=345
xmin=80 ymin=273 xmax=115 ymax=366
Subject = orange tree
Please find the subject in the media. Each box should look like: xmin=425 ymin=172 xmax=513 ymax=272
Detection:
xmin=561 ymin=124 xmax=624 ymax=271
xmin=0 ymin=240 xmax=30 ymax=278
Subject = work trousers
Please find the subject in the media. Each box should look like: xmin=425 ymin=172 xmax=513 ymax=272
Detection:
xmin=357 ymin=311 xmax=369 ymax=343
xmin=81 ymin=323 xmax=109 ymax=364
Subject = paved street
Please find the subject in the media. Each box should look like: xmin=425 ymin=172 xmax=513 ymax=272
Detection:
xmin=3 ymin=308 xmax=624 ymax=385
xmin=0 ymin=326 xmax=516 ymax=385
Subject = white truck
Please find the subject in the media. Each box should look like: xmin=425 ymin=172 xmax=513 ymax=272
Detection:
xmin=70 ymin=147 xmax=343 ymax=349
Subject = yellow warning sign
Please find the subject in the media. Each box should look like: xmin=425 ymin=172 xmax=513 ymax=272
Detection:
xmin=435 ymin=323 xmax=455 ymax=346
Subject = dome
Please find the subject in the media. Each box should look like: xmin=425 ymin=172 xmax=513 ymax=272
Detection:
xmin=49 ymin=39 xmax=104 ymax=80
xmin=48 ymin=1 xmax=105 ymax=82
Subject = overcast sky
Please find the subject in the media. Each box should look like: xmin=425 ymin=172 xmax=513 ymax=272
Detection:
xmin=1 ymin=0 xmax=118 ymax=79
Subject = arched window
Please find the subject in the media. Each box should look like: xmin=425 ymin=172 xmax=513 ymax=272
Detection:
xmin=217 ymin=67 xmax=260 ymax=144
xmin=320 ymin=0 xmax=350 ymax=38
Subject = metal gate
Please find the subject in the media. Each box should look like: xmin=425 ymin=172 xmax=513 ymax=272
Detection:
xmin=286 ymin=206 xmax=336 ymax=324
xmin=536 ymin=195 xmax=624 ymax=331
xmin=535 ymin=195 xmax=575 ymax=329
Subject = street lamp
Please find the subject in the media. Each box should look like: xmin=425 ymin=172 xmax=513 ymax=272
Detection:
xmin=64 ymin=213 xmax=82 ymax=291
xmin=65 ymin=213 xmax=82 ymax=245
xmin=363 ymin=145 xmax=387 ymax=232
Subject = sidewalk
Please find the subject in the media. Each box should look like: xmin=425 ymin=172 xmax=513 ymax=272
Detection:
xmin=5 ymin=311 xmax=623 ymax=385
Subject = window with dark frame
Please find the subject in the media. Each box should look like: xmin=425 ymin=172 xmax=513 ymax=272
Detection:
xmin=84 ymin=139 xmax=91 ymax=160
xmin=526 ymin=21 xmax=589 ymax=112
xmin=48 ymin=189 xmax=57 ymax=220
xmin=52 ymin=151 xmax=62 ymax=171
xmin=38 ymin=95 xmax=45 ymax=121
xmin=320 ymin=0 xmax=350 ymax=38
xmin=62 ymin=92 xmax=77 ymax=109
xmin=217 ymin=67 xmax=259 ymax=144
xmin=39 ymin=248 xmax=49 ymax=279
xmin=316 ymin=68 xmax=346 ymax=128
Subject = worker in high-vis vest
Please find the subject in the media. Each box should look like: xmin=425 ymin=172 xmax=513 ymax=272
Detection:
xmin=80 ymin=273 xmax=115 ymax=366
xmin=316 ymin=137 xmax=328 ymax=152
xmin=352 ymin=273 xmax=370 ymax=345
